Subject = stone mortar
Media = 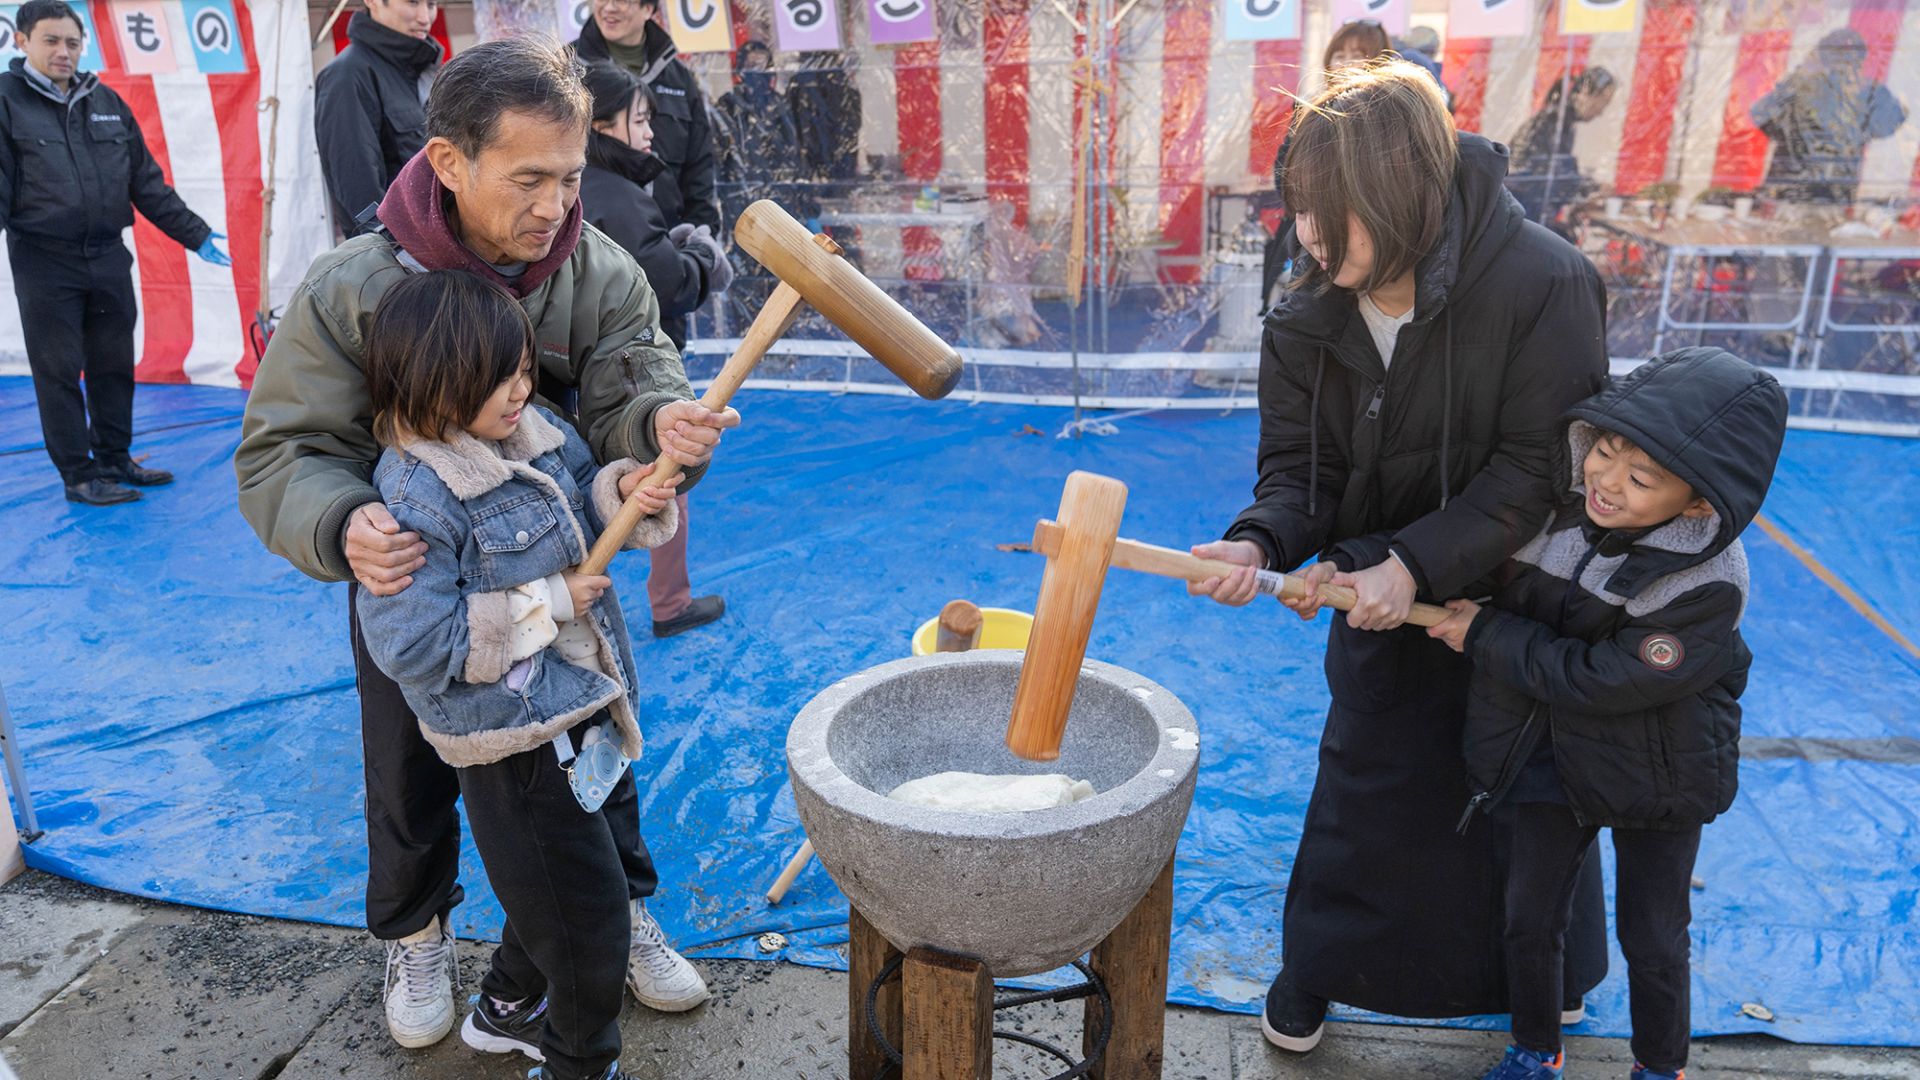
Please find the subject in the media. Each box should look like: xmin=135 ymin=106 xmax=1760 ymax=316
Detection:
xmin=786 ymin=651 xmax=1198 ymax=977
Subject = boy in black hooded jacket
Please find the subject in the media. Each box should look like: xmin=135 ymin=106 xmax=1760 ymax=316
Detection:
xmin=1427 ymin=347 xmax=1789 ymax=1080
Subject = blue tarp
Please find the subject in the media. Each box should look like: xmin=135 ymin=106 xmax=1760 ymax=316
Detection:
xmin=2 ymin=377 xmax=1915 ymax=1044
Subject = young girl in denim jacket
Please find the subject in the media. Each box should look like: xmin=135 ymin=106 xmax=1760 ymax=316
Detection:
xmin=356 ymin=269 xmax=680 ymax=1080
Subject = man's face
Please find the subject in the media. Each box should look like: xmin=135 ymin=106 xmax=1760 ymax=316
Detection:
xmin=431 ymin=110 xmax=587 ymax=266
xmin=591 ymin=0 xmax=657 ymax=48
xmin=15 ymin=16 xmax=84 ymax=85
xmin=366 ymin=0 xmax=437 ymax=39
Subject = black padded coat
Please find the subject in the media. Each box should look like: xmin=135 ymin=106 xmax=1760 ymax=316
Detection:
xmin=1462 ymin=348 xmax=1787 ymax=833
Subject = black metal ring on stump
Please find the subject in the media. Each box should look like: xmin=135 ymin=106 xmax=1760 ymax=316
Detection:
xmin=862 ymin=955 xmax=1114 ymax=1080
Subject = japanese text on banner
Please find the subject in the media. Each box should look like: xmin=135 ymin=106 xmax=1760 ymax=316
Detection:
xmin=1562 ymin=0 xmax=1637 ymax=33
xmin=866 ymin=0 xmax=935 ymax=45
xmin=1448 ymin=0 xmax=1530 ymax=38
xmin=776 ymin=0 xmax=841 ymax=51
xmin=662 ymin=0 xmax=731 ymax=51
xmin=1222 ymin=0 xmax=1300 ymax=41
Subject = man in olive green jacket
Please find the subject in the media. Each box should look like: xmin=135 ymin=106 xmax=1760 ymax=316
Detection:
xmin=235 ymin=38 xmax=733 ymax=1053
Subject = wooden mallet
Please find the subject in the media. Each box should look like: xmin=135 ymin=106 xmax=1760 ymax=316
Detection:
xmin=1005 ymin=472 xmax=1451 ymax=761
xmin=578 ymin=199 xmax=964 ymax=574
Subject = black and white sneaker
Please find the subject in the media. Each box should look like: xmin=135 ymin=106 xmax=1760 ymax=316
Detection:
xmin=528 ymin=1066 xmax=641 ymax=1080
xmin=461 ymin=994 xmax=548 ymax=1061
xmin=1259 ymin=968 xmax=1328 ymax=1053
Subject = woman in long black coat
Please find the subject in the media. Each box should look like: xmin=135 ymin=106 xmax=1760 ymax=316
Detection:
xmin=1193 ymin=60 xmax=1611 ymax=1049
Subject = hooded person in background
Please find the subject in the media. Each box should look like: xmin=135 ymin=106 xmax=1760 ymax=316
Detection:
xmin=580 ymin=60 xmax=732 ymax=638
xmin=1752 ymin=28 xmax=1907 ymax=206
xmin=788 ymin=50 xmax=861 ymax=197
xmin=0 ymin=0 xmax=230 ymax=506
xmin=313 ymin=0 xmax=443 ymax=236
xmin=574 ymin=0 xmax=719 ymax=233
xmin=1506 ymin=68 xmax=1617 ymax=234
xmin=714 ymin=41 xmax=807 ymax=231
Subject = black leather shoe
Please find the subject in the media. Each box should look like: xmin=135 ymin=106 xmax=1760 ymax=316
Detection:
xmin=1260 ymin=968 xmax=1328 ymax=1052
xmin=100 ymin=459 xmax=174 ymax=486
xmin=64 ymin=478 xmax=142 ymax=505
xmin=653 ymin=595 xmax=725 ymax=638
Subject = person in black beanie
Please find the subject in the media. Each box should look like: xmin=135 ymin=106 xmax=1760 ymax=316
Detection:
xmin=314 ymin=0 xmax=443 ymax=236
xmin=579 ymin=60 xmax=730 ymax=639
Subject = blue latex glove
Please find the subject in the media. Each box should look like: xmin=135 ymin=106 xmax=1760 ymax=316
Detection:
xmin=195 ymin=232 xmax=232 ymax=267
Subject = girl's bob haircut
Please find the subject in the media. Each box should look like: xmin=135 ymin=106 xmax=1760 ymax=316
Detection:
xmin=1282 ymin=58 xmax=1459 ymax=295
xmin=366 ymin=270 xmax=537 ymax=446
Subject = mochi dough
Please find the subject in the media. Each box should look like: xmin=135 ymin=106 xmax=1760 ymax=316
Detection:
xmin=888 ymin=771 xmax=1097 ymax=812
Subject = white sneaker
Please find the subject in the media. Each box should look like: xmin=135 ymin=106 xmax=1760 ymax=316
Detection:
xmin=626 ymin=902 xmax=709 ymax=1012
xmin=383 ymin=916 xmax=457 ymax=1048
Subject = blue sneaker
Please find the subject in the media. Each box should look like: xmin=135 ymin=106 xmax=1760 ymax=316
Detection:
xmin=1480 ymin=1044 xmax=1565 ymax=1080
xmin=1630 ymin=1065 xmax=1685 ymax=1080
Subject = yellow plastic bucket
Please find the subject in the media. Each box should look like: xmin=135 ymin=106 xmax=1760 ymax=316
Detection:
xmin=911 ymin=607 xmax=1034 ymax=656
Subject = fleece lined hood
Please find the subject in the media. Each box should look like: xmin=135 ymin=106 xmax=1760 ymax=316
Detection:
xmin=1561 ymin=347 xmax=1788 ymax=598
xmin=375 ymin=151 xmax=584 ymax=298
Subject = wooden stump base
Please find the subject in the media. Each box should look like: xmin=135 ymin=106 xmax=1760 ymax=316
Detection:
xmin=847 ymin=856 xmax=1176 ymax=1080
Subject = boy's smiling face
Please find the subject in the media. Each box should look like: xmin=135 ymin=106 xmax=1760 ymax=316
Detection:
xmin=1582 ymin=432 xmax=1714 ymax=529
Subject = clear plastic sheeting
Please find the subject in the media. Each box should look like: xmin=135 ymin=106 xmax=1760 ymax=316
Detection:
xmin=2 ymin=378 xmax=1917 ymax=1044
xmin=497 ymin=0 xmax=1920 ymax=432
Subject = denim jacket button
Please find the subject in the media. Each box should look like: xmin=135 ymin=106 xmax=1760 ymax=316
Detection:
xmin=515 ymin=529 xmax=530 ymax=545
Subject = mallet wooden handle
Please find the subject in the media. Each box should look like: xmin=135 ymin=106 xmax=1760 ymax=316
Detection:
xmin=1030 ymin=521 xmax=1451 ymax=628
xmin=576 ymin=280 xmax=807 ymax=575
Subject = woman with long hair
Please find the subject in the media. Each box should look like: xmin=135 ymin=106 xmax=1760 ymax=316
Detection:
xmin=1194 ymin=59 xmax=1611 ymax=1051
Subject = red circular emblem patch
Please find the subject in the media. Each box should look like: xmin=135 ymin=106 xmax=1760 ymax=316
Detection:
xmin=1640 ymin=635 xmax=1685 ymax=671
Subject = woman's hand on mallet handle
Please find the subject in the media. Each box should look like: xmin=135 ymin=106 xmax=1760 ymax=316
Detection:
xmin=617 ymin=461 xmax=682 ymax=515
xmin=1187 ymin=540 xmax=1265 ymax=607
xmin=346 ymin=502 xmax=426 ymax=597
xmin=653 ymin=400 xmax=742 ymax=470
xmin=1426 ymin=599 xmax=1481 ymax=654
xmin=1334 ymin=556 xmax=1417 ymax=631
xmin=1280 ymin=561 xmax=1339 ymax=621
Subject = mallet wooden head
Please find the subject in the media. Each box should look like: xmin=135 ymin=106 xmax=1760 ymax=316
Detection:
xmin=1004 ymin=471 xmax=1128 ymax=761
xmin=732 ymin=200 xmax=963 ymax=400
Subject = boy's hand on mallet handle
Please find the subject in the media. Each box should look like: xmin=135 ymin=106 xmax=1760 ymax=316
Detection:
xmin=653 ymin=400 xmax=742 ymax=470
xmin=1186 ymin=540 xmax=1266 ymax=607
xmin=617 ymin=461 xmax=682 ymax=515
xmin=1427 ymin=599 xmax=1481 ymax=653
xmin=1334 ymin=556 xmax=1417 ymax=631
xmin=1279 ymin=561 xmax=1339 ymax=621
xmin=346 ymin=502 xmax=426 ymax=597
xmin=563 ymin=571 xmax=612 ymax=614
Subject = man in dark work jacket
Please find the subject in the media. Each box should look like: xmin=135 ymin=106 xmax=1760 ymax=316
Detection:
xmin=314 ymin=0 xmax=443 ymax=235
xmin=0 ymin=0 xmax=228 ymax=506
xmin=573 ymin=0 xmax=720 ymax=234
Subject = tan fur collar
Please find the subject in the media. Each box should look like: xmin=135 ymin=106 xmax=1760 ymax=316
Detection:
xmin=398 ymin=407 xmax=568 ymax=500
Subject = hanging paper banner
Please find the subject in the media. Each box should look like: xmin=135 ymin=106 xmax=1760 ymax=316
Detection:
xmin=71 ymin=1 xmax=104 ymax=71
xmin=866 ymin=0 xmax=935 ymax=45
xmin=661 ymin=0 xmax=732 ymax=52
xmin=775 ymin=0 xmax=842 ymax=51
xmin=109 ymin=0 xmax=178 ymax=75
xmin=180 ymin=0 xmax=247 ymax=74
xmin=1562 ymin=0 xmax=1636 ymax=33
xmin=1223 ymin=0 xmax=1300 ymax=41
xmin=1331 ymin=0 xmax=1408 ymax=36
xmin=555 ymin=0 xmax=591 ymax=41
xmin=1447 ymin=0 xmax=1529 ymax=38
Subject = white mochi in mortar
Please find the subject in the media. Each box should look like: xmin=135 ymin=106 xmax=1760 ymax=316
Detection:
xmin=887 ymin=771 xmax=1097 ymax=813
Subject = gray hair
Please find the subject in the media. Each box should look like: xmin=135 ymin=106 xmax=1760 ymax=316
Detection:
xmin=426 ymin=36 xmax=592 ymax=158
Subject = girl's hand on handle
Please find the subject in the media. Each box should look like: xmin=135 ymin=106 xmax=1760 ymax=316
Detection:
xmin=1334 ymin=556 xmax=1417 ymax=631
xmin=1187 ymin=539 xmax=1265 ymax=607
xmin=1426 ymin=599 xmax=1481 ymax=654
xmin=617 ymin=461 xmax=681 ymax=515
xmin=563 ymin=571 xmax=612 ymax=615
xmin=1281 ymin=561 xmax=1339 ymax=621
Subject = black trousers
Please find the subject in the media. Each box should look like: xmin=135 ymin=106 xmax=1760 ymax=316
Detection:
xmin=8 ymin=236 xmax=139 ymax=483
xmin=348 ymin=586 xmax=658 ymax=940
xmin=1506 ymin=802 xmax=1702 ymax=1072
xmin=461 ymin=720 xmax=641 ymax=1080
